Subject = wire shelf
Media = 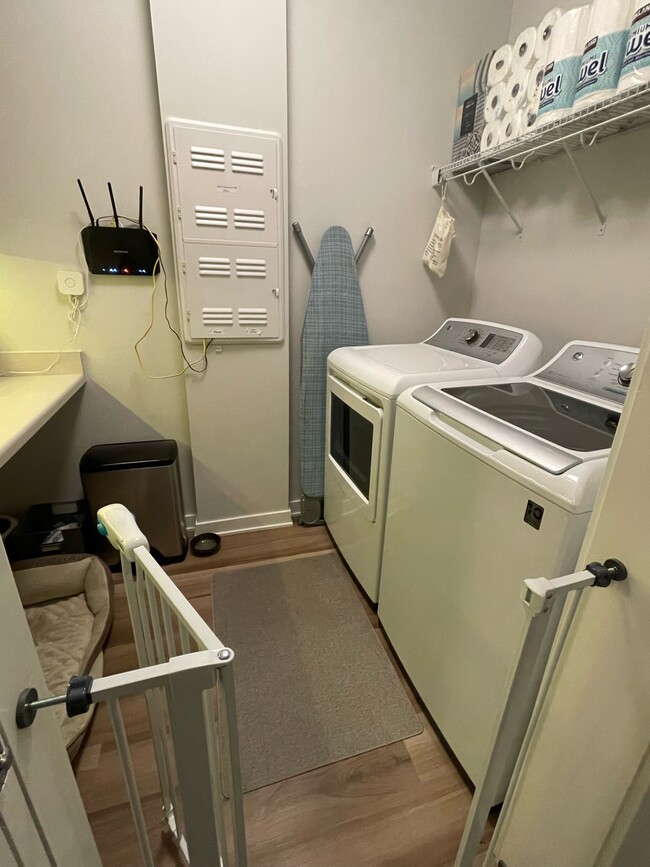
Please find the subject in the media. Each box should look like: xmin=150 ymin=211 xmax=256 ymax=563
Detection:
xmin=436 ymin=82 xmax=650 ymax=185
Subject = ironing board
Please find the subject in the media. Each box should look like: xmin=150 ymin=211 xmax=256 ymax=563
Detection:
xmin=300 ymin=226 xmax=369 ymax=521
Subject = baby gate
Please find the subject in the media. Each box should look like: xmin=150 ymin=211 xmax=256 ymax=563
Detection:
xmin=97 ymin=503 xmax=247 ymax=867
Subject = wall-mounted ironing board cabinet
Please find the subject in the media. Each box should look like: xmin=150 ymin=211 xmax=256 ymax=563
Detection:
xmin=0 ymin=352 xmax=85 ymax=468
xmin=433 ymin=82 xmax=650 ymax=238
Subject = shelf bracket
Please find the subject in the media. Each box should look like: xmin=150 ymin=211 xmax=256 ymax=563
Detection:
xmin=563 ymin=144 xmax=607 ymax=234
xmin=479 ymin=168 xmax=524 ymax=239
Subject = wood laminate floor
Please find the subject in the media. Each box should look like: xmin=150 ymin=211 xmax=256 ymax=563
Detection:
xmin=73 ymin=522 xmax=494 ymax=866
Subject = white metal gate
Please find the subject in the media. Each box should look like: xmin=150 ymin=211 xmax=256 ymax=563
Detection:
xmin=96 ymin=504 xmax=246 ymax=866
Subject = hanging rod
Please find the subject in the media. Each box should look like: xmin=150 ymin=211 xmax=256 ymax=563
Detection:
xmin=292 ymin=223 xmax=375 ymax=273
xmin=292 ymin=221 xmax=315 ymax=270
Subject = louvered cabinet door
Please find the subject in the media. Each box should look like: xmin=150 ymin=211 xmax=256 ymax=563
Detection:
xmin=184 ymin=243 xmax=279 ymax=340
xmin=166 ymin=120 xmax=285 ymax=343
xmin=172 ymin=126 xmax=279 ymax=245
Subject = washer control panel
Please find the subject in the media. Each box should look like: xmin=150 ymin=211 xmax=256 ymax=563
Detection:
xmin=426 ymin=319 xmax=523 ymax=363
xmin=538 ymin=342 xmax=639 ymax=403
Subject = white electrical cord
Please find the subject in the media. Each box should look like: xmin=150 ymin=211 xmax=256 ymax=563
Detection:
xmin=0 ymin=293 xmax=86 ymax=377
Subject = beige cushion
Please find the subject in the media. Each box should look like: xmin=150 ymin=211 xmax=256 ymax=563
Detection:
xmin=13 ymin=555 xmax=113 ymax=758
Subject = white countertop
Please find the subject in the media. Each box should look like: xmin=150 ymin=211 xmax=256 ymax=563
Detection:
xmin=0 ymin=352 xmax=85 ymax=469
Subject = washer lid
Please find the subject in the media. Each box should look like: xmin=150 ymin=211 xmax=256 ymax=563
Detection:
xmin=328 ymin=344 xmax=486 ymax=398
xmin=412 ymin=382 xmax=620 ymax=474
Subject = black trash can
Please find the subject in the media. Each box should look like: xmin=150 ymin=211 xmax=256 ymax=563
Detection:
xmin=80 ymin=440 xmax=187 ymax=567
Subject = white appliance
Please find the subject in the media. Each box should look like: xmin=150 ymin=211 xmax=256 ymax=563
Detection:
xmin=324 ymin=319 xmax=543 ymax=601
xmin=378 ymin=340 xmax=639 ymax=801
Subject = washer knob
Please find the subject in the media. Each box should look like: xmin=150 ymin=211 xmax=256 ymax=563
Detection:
xmin=464 ymin=328 xmax=480 ymax=344
xmin=618 ymin=362 xmax=636 ymax=387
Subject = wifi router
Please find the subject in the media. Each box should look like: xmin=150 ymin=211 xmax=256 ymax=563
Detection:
xmin=77 ymin=180 xmax=160 ymax=276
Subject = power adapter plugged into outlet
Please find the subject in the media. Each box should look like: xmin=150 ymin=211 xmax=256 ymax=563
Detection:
xmin=57 ymin=270 xmax=85 ymax=296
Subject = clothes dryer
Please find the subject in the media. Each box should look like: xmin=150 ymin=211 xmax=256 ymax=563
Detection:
xmin=378 ymin=340 xmax=638 ymax=800
xmin=325 ymin=319 xmax=542 ymax=601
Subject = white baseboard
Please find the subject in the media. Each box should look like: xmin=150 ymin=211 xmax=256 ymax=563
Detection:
xmin=193 ymin=508 xmax=293 ymax=537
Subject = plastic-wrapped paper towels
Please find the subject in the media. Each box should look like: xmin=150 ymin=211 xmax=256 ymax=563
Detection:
xmin=481 ymin=120 xmax=501 ymax=151
xmin=618 ymin=1 xmax=650 ymax=91
xmin=488 ymin=44 xmax=513 ymax=86
xmin=513 ymin=26 xmax=538 ymax=70
xmin=484 ymin=82 xmax=507 ymax=122
xmin=537 ymin=6 xmax=590 ymax=126
xmin=536 ymin=8 xmax=564 ymax=59
xmin=574 ymin=0 xmax=632 ymax=108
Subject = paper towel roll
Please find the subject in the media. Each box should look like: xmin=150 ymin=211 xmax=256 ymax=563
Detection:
xmin=574 ymin=0 xmax=632 ymax=109
xmin=504 ymin=68 xmax=530 ymax=113
xmin=484 ymin=82 xmax=507 ymax=122
xmin=523 ymin=103 xmax=540 ymax=131
xmin=536 ymin=6 xmax=590 ymax=126
xmin=500 ymin=110 xmax=522 ymax=144
xmin=527 ymin=58 xmax=547 ymax=103
xmin=481 ymin=120 xmax=502 ymax=152
xmin=536 ymin=8 xmax=564 ymax=60
xmin=512 ymin=26 xmax=538 ymax=70
xmin=618 ymin=1 xmax=650 ymax=92
xmin=488 ymin=44 xmax=513 ymax=86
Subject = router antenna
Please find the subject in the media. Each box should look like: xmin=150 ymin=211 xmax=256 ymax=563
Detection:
xmin=77 ymin=179 xmax=96 ymax=226
xmin=138 ymin=185 xmax=144 ymax=229
xmin=107 ymin=181 xmax=120 ymax=227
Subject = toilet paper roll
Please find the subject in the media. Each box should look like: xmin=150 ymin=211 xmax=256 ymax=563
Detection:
xmin=527 ymin=58 xmax=547 ymax=104
xmin=484 ymin=82 xmax=507 ymax=122
xmin=574 ymin=0 xmax=632 ymax=109
xmin=512 ymin=26 xmax=538 ymax=70
xmin=488 ymin=43 xmax=513 ymax=86
xmin=618 ymin=1 xmax=650 ymax=92
xmin=503 ymin=68 xmax=530 ymax=113
xmin=536 ymin=6 xmax=590 ymax=126
xmin=536 ymin=8 xmax=564 ymax=60
xmin=500 ymin=110 xmax=522 ymax=145
xmin=481 ymin=120 xmax=502 ymax=152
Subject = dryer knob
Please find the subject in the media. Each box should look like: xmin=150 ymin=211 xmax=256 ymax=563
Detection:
xmin=464 ymin=328 xmax=480 ymax=344
xmin=618 ymin=362 xmax=635 ymax=386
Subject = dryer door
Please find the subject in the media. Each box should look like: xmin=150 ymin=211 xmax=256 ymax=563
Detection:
xmin=326 ymin=375 xmax=383 ymax=522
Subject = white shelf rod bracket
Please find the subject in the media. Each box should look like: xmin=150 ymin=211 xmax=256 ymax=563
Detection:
xmin=563 ymin=144 xmax=607 ymax=234
xmin=479 ymin=168 xmax=524 ymax=239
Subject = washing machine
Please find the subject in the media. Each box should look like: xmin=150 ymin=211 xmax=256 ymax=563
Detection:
xmin=378 ymin=340 xmax=638 ymax=801
xmin=324 ymin=318 xmax=543 ymax=601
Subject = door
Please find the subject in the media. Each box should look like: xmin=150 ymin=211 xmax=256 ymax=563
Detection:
xmin=491 ymin=319 xmax=650 ymax=867
xmin=0 ymin=539 xmax=101 ymax=866
xmin=326 ymin=374 xmax=383 ymax=523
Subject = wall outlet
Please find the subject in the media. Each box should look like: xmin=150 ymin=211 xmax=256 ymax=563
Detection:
xmin=57 ymin=270 xmax=85 ymax=296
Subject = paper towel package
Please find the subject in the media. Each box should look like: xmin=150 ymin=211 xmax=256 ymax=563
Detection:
xmin=513 ymin=26 xmax=538 ymax=70
xmin=536 ymin=8 xmax=564 ymax=60
xmin=481 ymin=120 xmax=501 ymax=152
xmin=574 ymin=0 xmax=632 ymax=108
xmin=489 ymin=44 xmax=513 ymax=86
xmin=618 ymin=1 xmax=650 ymax=91
xmin=500 ymin=110 xmax=522 ymax=144
xmin=452 ymin=50 xmax=496 ymax=161
xmin=484 ymin=82 xmax=507 ymax=122
xmin=504 ymin=68 xmax=531 ymax=113
xmin=537 ymin=6 xmax=590 ymax=126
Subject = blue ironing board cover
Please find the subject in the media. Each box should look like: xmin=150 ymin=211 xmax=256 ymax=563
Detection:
xmin=300 ymin=226 xmax=369 ymax=499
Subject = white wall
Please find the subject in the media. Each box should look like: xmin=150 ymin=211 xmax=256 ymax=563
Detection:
xmin=471 ymin=1 xmax=650 ymax=357
xmin=286 ymin=0 xmax=512 ymax=502
xmin=0 ymin=1 xmax=195 ymax=518
xmin=148 ymin=0 xmax=292 ymax=535
xmin=0 ymin=0 xmax=515 ymax=520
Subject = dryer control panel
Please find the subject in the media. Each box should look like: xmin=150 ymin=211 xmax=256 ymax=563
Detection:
xmin=538 ymin=342 xmax=639 ymax=404
xmin=426 ymin=319 xmax=524 ymax=363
